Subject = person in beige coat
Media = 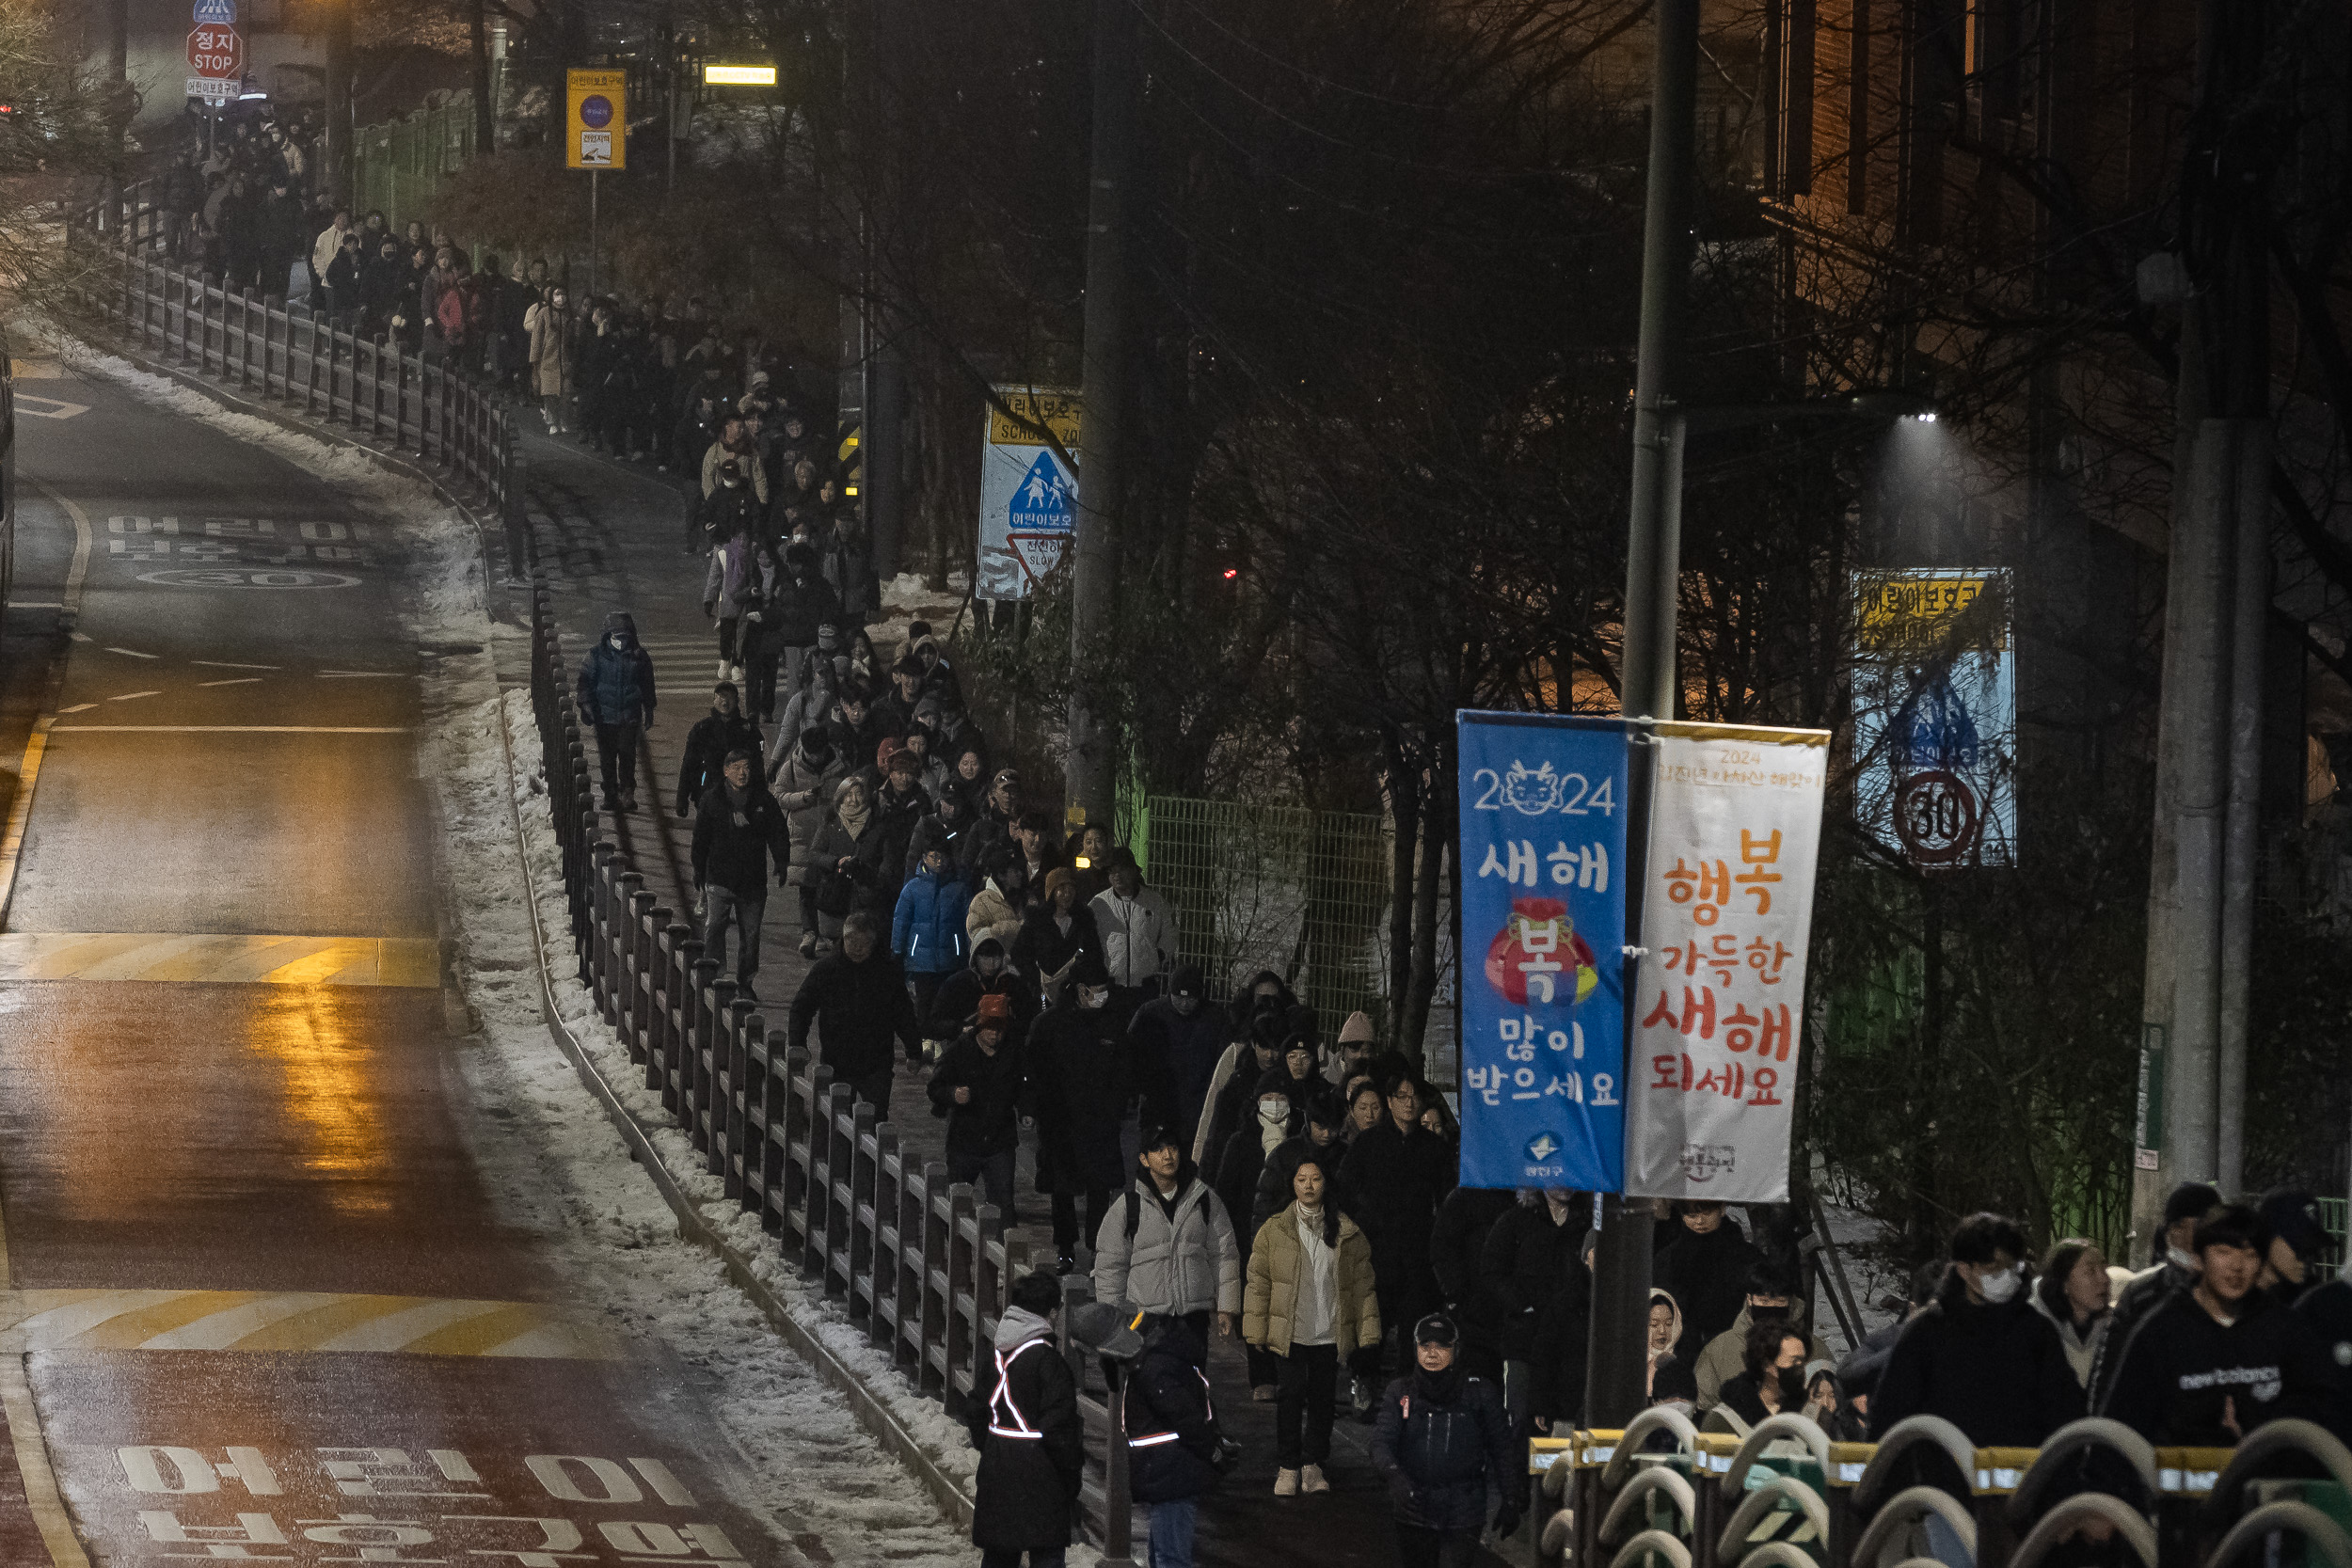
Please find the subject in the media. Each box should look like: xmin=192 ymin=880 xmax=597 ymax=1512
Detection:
xmin=524 ymin=287 xmax=573 ymax=434
xmin=1245 ymin=1153 xmax=1380 ymax=1497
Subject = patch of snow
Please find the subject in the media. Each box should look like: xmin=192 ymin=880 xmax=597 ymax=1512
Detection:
xmin=59 ymin=336 xmax=976 ymax=1565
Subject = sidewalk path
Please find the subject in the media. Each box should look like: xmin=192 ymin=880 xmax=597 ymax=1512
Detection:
xmin=516 ymin=424 xmax=1512 ymax=1568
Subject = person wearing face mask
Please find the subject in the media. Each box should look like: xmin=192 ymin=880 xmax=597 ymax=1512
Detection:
xmin=1692 ymin=1260 xmax=1828 ymax=1410
xmin=1126 ymin=965 xmax=1224 ymax=1148
xmin=1719 ymin=1321 xmax=1811 ymax=1427
xmin=2253 ymin=1190 xmax=2329 ymax=1309
xmin=574 ymin=610 xmax=657 ymax=814
xmin=1215 ymin=1080 xmax=1300 ymax=1401
xmin=2089 ymin=1180 xmax=2219 ymax=1409
xmin=1025 ymin=955 xmax=1131 ymax=1274
xmin=929 ymin=935 xmax=1040 ymax=1047
xmin=1868 ymin=1212 xmax=2083 ymax=1446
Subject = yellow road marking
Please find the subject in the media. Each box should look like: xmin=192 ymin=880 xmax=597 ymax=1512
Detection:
xmin=0 ymin=933 xmax=440 ymax=987
xmin=0 ymin=1356 xmax=89 ymax=1567
xmin=0 ymin=1291 xmax=622 ymax=1360
xmin=0 ymin=721 xmax=53 ymax=931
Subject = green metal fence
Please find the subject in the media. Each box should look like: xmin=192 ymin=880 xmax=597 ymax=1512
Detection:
xmin=1134 ymin=795 xmax=1391 ymax=1033
xmin=353 ymin=93 xmax=478 ymax=237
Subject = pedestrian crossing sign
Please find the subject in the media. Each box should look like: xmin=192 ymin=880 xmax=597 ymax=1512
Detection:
xmin=977 ymin=385 xmax=1082 ymax=601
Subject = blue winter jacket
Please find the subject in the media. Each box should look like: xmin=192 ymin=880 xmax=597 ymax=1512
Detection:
xmin=893 ymin=865 xmax=975 ymax=975
xmin=577 ymin=622 xmax=658 ymax=727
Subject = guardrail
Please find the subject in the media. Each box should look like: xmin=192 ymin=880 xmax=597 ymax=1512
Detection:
xmin=524 ymin=582 xmax=1137 ymax=1559
xmin=69 ymin=178 xmax=520 ymax=534
xmin=1532 ymin=1415 xmax=2350 ymax=1568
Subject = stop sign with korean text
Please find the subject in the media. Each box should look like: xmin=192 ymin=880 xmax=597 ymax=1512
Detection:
xmin=187 ymin=23 xmax=243 ymax=79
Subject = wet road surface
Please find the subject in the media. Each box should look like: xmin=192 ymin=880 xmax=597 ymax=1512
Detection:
xmin=0 ymin=361 xmax=802 ymax=1565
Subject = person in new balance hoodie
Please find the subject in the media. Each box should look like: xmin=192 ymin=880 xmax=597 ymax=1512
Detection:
xmin=2101 ymin=1202 xmax=2338 ymax=1447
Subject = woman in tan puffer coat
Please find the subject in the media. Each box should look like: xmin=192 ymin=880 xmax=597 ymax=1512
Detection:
xmin=1244 ymin=1153 xmax=1380 ymax=1497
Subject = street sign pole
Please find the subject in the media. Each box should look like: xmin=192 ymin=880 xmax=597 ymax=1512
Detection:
xmin=590 ymin=170 xmax=599 ymax=298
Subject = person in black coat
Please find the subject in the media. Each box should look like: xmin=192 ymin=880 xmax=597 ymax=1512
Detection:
xmin=1025 ymin=956 xmax=1131 ymax=1270
xmin=1372 ymin=1313 xmax=1518 ymax=1558
xmin=1869 ymin=1212 xmax=2084 ymax=1446
xmin=1482 ymin=1186 xmax=1589 ymax=1494
xmin=904 ymin=784 xmax=977 ymax=882
xmin=1129 ymin=965 xmax=1227 ymax=1149
xmin=926 ymin=995 xmax=1025 ymax=1218
xmin=688 ymin=750 xmax=789 ymax=998
xmin=1430 ymin=1185 xmax=1518 ymax=1389
xmin=929 ymin=937 xmax=1041 ymax=1046
xmin=1010 ymin=868 xmax=1100 ymax=1000
xmin=1718 ymin=1316 xmax=1811 ymax=1427
xmin=1653 ymin=1200 xmax=1764 ymax=1362
xmin=972 ymin=1271 xmax=1083 ymax=1566
xmin=1338 ymin=1072 xmax=1457 ymax=1387
xmin=786 ymin=911 xmax=919 ymax=1117
xmin=675 ymin=683 xmax=763 ymax=816
xmin=1127 ymin=1313 xmax=1230 ymax=1565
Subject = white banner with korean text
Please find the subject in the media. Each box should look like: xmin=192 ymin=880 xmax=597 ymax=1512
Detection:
xmin=1625 ymin=722 xmax=1828 ymax=1201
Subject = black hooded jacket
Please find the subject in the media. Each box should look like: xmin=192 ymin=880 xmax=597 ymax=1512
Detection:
xmin=1126 ymin=1316 xmax=1226 ymax=1503
xmin=928 ymin=939 xmax=1041 ymax=1043
xmin=1869 ymin=1270 xmax=2083 ymax=1446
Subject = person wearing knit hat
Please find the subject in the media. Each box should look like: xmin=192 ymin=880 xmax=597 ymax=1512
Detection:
xmin=925 ymin=977 xmax=1025 ymax=1216
xmin=1323 ymin=1008 xmax=1387 ymax=1090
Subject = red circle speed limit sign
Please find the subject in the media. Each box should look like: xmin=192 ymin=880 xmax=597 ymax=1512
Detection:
xmin=1894 ymin=768 xmax=1981 ymax=866
xmin=187 ymin=24 xmax=244 ymax=79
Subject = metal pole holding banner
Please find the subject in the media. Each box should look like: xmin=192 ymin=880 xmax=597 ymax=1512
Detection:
xmin=1585 ymin=0 xmax=1699 ymax=1431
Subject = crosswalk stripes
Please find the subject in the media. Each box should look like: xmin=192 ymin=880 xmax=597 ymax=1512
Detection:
xmin=0 ymin=933 xmax=441 ymax=987
xmin=0 ymin=1290 xmax=625 ymax=1359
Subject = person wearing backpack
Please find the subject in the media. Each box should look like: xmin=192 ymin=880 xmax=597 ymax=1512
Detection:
xmin=1092 ymin=1125 xmax=1241 ymax=1349
xmin=1125 ymin=1312 xmax=1233 ymax=1568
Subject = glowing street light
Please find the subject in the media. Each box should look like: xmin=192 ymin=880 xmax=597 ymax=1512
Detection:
xmin=703 ymin=64 xmax=776 ymax=86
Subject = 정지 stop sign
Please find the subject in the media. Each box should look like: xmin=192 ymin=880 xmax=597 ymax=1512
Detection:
xmin=187 ymin=23 xmax=243 ymax=81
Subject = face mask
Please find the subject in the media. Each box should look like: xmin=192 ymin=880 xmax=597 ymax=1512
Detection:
xmin=1978 ymin=1265 xmax=2023 ymax=1305
xmin=1079 ymin=989 xmax=1107 ymax=1011
xmin=1260 ymin=1101 xmax=1288 ymax=1123
xmin=2168 ymin=1245 xmax=2197 ymax=1272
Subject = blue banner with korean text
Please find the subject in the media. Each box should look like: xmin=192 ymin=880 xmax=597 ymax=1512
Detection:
xmin=1455 ymin=712 xmax=1630 ymax=1191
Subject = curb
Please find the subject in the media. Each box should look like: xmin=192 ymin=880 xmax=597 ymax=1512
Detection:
xmin=57 ymin=314 xmax=980 ymax=1535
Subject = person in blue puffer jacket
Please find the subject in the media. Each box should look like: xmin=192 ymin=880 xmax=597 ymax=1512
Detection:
xmin=892 ymin=845 xmax=974 ymax=1057
xmin=1371 ymin=1313 xmax=1518 ymax=1566
xmin=575 ymin=610 xmax=657 ymax=813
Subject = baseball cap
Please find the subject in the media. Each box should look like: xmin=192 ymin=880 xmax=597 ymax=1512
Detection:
xmin=1414 ymin=1313 xmax=1459 ymax=1348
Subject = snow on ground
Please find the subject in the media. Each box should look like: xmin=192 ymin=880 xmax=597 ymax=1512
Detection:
xmin=57 ymin=337 xmax=974 ymax=1567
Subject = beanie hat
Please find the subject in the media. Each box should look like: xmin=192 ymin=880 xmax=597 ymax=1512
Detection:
xmin=976 ymin=993 xmax=1012 ymax=1025
xmin=1338 ymin=1010 xmax=1375 ymax=1046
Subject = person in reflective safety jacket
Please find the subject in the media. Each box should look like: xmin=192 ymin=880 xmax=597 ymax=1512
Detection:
xmin=970 ymin=1272 xmax=1083 ymax=1567
xmin=1126 ymin=1312 xmax=1231 ymax=1568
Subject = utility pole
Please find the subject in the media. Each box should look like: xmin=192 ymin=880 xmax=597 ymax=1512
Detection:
xmin=1063 ymin=0 xmax=1138 ymax=831
xmin=325 ymin=0 xmax=353 ymax=209
xmin=2134 ymin=0 xmax=2270 ymax=1232
xmin=835 ymin=0 xmax=904 ymax=582
xmin=1586 ymin=0 xmax=1698 ymax=1429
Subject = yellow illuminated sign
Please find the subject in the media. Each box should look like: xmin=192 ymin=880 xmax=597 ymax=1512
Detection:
xmin=988 ymin=388 xmax=1081 ymax=450
xmin=1853 ymin=570 xmax=2010 ymax=657
xmin=703 ymin=64 xmax=776 ymax=86
xmin=565 ymin=69 xmax=627 ymax=170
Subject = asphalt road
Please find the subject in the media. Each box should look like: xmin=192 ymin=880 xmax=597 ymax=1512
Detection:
xmin=0 ymin=359 xmax=801 ymax=1566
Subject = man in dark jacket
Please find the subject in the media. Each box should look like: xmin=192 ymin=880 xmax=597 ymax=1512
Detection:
xmin=971 ymin=1271 xmax=1083 ymax=1567
xmin=1026 ymin=955 xmax=1130 ymax=1273
xmin=2103 ymin=1202 xmax=2338 ymax=1447
xmin=930 ymin=938 xmax=1041 ymax=1046
xmin=1128 ymin=964 xmax=1225 ymax=1146
xmin=675 ymin=683 xmax=762 ymax=817
xmin=905 ymin=784 xmax=976 ymax=882
xmin=1372 ymin=1314 xmax=1517 ymax=1563
xmin=763 ymin=544 xmax=841 ymax=706
xmin=1430 ymin=1185 xmax=1518 ymax=1388
xmin=787 ymin=911 xmax=919 ymax=1117
xmin=927 ymin=993 xmax=1025 ymax=1216
xmin=1870 ymin=1212 xmax=2083 ymax=1446
xmin=1339 ymin=1072 xmax=1456 ymax=1389
xmin=689 ymin=749 xmax=789 ymax=999
xmin=1127 ymin=1312 xmax=1229 ymax=1568
xmin=2088 ymin=1180 xmax=2220 ymax=1408
xmin=575 ymin=610 xmax=657 ymax=812
xmin=1653 ymin=1200 xmax=1764 ymax=1361
xmin=1482 ymin=1186 xmax=1590 ymax=1488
